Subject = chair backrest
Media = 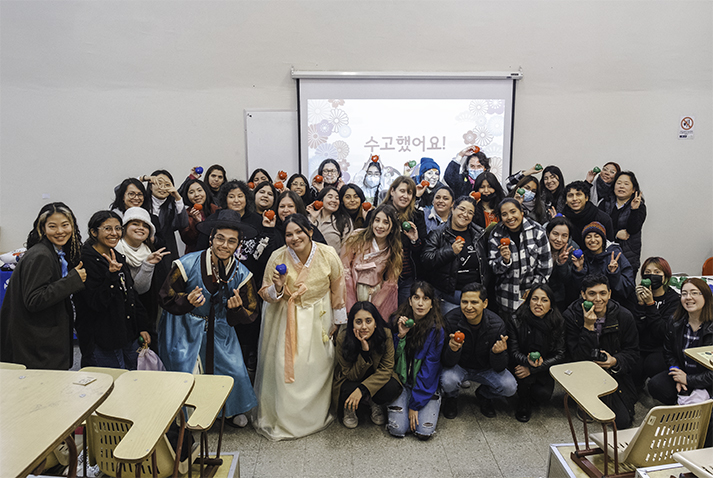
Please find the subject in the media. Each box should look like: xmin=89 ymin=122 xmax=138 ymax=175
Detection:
xmin=87 ymin=414 xmax=186 ymax=478
xmin=703 ymin=257 xmax=713 ymax=275
xmin=624 ymin=399 xmax=713 ymax=467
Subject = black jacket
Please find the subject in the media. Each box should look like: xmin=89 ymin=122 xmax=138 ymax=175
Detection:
xmin=442 ymin=308 xmax=508 ymax=373
xmin=563 ymin=297 xmax=639 ymax=409
xmin=0 ymin=238 xmax=85 ymax=369
xmin=507 ymin=311 xmax=566 ymax=374
xmin=598 ymin=196 xmax=647 ymax=272
xmin=663 ymin=318 xmax=713 ymax=391
xmin=563 ymin=202 xmax=614 ymax=247
xmin=75 ymin=243 xmax=148 ymax=352
xmin=635 ymin=287 xmax=679 ymax=354
xmin=422 ymin=219 xmax=491 ymax=295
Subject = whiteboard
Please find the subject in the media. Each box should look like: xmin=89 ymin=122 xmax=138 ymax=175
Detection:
xmin=244 ymin=110 xmax=300 ymax=178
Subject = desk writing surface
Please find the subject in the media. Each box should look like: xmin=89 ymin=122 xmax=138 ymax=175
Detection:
xmin=185 ymin=374 xmax=234 ymax=430
xmin=673 ymin=448 xmax=713 ymax=478
xmin=95 ymin=370 xmax=194 ymax=464
xmin=684 ymin=345 xmax=713 ymax=371
xmin=550 ymin=361 xmax=618 ymax=423
xmin=0 ymin=369 xmax=113 ymax=478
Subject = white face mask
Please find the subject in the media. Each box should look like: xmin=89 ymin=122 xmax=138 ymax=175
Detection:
xmin=523 ymin=190 xmax=536 ymax=202
xmin=365 ymin=175 xmax=380 ymax=188
xmin=468 ymin=169 xmax=483 ymax=181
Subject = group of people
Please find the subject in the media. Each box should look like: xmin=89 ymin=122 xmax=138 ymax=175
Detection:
xmin=1 ymin=148 xmax=711 ymax=443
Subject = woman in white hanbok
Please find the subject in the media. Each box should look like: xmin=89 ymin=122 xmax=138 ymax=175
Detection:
xmin=252 ymin=214 xmax=347 ymax=440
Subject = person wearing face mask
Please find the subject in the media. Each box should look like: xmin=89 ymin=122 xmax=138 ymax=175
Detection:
xmin=507 ymin=175 xmax=547 ymax=225
xmin=633 ymin=257 xmax=680 ymax=388
xmin=444 ymin=146 xmax=491 ymax=199
xmin=353 ymin=157 xmax=384 ymax=207
xmin=571 ymin=221 xmax=636 ymax=313
xmin=507 ymin=285 xmax=566 ymax=422
xmin=158 ymin=209 xmax=259 ymax=428
xmin=413 ymin=157 xmax=446 ymax=208
xmin=422 ymin=185 xmax=455 ymax=233
xmin=585 ymin=161 xmax=621 ymax=206
xmin=340 ymin=204 xmax=403 ymax=321
xmin=472 ymin=172 xmax=506 ymax=229
xmin=598 ymin=171 xmax=647 ymax=274
xmin=545 ymin=216 xmax=581 ymax=311
xmin=422 ymin=196 xmax=491 ymax=315
xmin=647 ymin=278 xmax=713 ymax=407
xmin=504 ymin=163 xmax=543 ymax=192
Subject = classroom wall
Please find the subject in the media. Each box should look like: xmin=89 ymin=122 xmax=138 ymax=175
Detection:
xmin=1 ymin=0 xmax=711 ymax=274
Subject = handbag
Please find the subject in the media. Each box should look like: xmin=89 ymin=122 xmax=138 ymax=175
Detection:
xmin=137 ymin=343 xmax=166 ymax=371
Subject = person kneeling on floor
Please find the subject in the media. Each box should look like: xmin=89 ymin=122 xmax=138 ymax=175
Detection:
xmin=440 ymin=282 xmax=517 ymax=419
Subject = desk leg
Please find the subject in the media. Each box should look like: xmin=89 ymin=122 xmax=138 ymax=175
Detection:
xmin=152 ymin=451 xmax=158 ymax=478
xmin=173 ymin=409 xmax=187 ymax=478
xmin=65 ymin=435 xmax=78 ymax=478
xmin=216 ymin=405 xmax=225 ymax=460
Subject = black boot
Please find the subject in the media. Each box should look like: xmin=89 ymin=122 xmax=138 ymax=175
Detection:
xmin=515 ymin=396 xmax=531 ymax=423
xmin=475 ymin=387 xmax=496 ymax=418
xmin=442 ymin=396 xmax=458 ymax=419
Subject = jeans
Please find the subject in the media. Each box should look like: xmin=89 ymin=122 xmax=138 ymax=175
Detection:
xmin=387 ymin=386 xmax=441 ymax=438
xmin=85 ymin=339 xmax=140 ymax=370
xmin=436 ymin=289 xmax=461 ymax=316
xmin=398 ymin=276 xmax=415 ymax=305
xmin=440 ymin=364 xmax=517 ymax=399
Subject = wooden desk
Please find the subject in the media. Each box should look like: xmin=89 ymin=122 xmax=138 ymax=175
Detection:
xmin=550 ymin=361 xmax=619 ymax=478
xmin=673 ymin=448 xmax=713 ymax=478
xmin=550 ymin=361 xmax=618 ymax=423
xmin=684 ymin=345 xmax=713 ymax=371
xmin=94 ymin=371 xmax=194 ymax=465
xmin=0 ymin=362 xmax=26 ymax=370
xmin=0 ymin=369 xmax=113 ymax=478
xmin=185 ymin=375 xmax=234 ymax=477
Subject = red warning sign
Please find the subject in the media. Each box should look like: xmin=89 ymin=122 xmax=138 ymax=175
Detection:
xmin=680 ymin=117 xmax=694 ymax=131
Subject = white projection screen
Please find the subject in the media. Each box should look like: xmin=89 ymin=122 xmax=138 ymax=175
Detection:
xmin=295 ymin=73 xmax=519 ymax=191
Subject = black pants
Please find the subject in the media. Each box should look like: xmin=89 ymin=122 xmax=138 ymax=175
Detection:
xmin=648 ymin=370 xmax=679 ymax=405
xmin=338 ymin=377 xmax=402 ymax=418
xmin=516 ymin=371 xmax=555 ymax=403
xmin=633 ymin=351 xmax=666 ymax=389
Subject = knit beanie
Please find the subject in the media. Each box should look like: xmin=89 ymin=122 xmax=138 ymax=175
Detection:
xmin=582 ymin=221 xmax=606 ymax=243
xmin=122 ymin=207 xmax=156 ymax=240
xmin=419 ymin=157 xmax=440 ymax=179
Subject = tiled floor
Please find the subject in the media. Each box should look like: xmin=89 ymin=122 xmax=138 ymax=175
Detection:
xmin=72 ymin=347 xmax=656 ymax=478
xmin=209 ymin=386 xmax=656 ymax=478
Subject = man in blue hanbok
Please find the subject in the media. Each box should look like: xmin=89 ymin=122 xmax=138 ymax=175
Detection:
xmin=159 ymin=209 xmax=259 ymax=427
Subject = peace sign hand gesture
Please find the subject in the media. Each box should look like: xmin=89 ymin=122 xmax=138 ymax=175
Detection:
xmin=608 ymin=251 xmax=621 ymax=273
xmin=630 ymin=191 xmax=643 ymax=210
xmin=101 ymin=249 xmax=123 ymax=273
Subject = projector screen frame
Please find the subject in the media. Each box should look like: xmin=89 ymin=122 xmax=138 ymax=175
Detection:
xmin=293 ymin=69 xmax=522 ymax=185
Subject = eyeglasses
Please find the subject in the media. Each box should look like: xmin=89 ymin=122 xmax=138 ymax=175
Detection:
xmin=455 ymin=206 xmax=475 ymax=217
xmin=213 ymin=235 xmax=239 ymax=247
xmin=681 ymin=291 xmax=703 ymax=298
xmin=126 ymin=192 xmax=143 ymax=199
xmin=99 ymin=226 xmax=123 ymax=233
xmin=322 ymin=168 xmax=338 ymax=175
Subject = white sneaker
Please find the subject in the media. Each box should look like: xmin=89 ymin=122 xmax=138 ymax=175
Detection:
xmin=461 ymin=380 xmax=471 ymax=389
xmin=232 ymin=414 xmax=248 ymax=428
xmin=370 ymin=403 xmax=385 ymax=426
xmin=343 ymin=408 xmax=358 ymax=429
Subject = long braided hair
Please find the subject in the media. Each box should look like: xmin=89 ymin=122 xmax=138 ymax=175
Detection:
xmin=26 ymin=202 xmax=83 ymax=267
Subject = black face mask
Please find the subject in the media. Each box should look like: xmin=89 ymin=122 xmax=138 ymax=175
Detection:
xmin=481 ymin=193 xmax=495 ymax=203
xmin=642 ymin=274 xmax=664 ymax=289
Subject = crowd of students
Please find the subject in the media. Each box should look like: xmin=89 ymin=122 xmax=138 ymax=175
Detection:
xmin=1 ymin=148 xmax=711 ymax=443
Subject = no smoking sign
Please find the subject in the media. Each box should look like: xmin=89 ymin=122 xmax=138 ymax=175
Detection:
xmin=679 ymin=116 xmax=695 ymax=140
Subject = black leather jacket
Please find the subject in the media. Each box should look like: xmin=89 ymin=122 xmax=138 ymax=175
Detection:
xmin=507 ymin=311 xmax=566 ymax=374
xmin=422 ymin=219 xmax=491 ymax=295
xmin=663 ymin=317 xmax=713 ymax=390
